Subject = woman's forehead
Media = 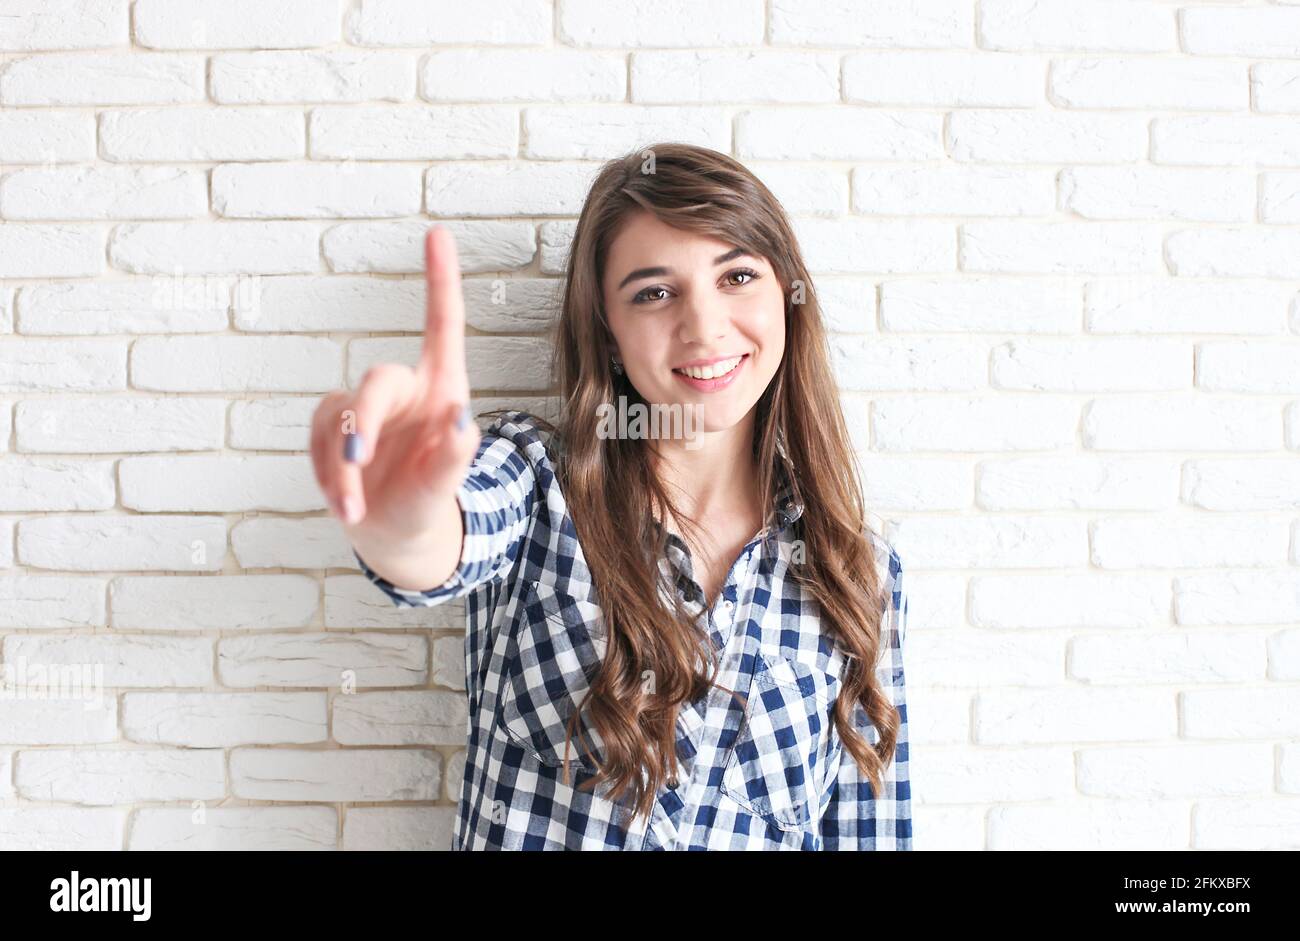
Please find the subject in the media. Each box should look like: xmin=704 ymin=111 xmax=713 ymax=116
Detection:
xmin=604 ymin=214 xmax=764 ymax=279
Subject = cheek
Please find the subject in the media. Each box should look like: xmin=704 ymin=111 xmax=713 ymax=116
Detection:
xmin=608 ymin=310 xmax=647 ymax=348
xmin=748 ymin=295 xmax=786 ymax=354
xmin=625 ymin=318 xmax=664 ymax=349
xmin=616 ymin=318 xmax=670 ymax=373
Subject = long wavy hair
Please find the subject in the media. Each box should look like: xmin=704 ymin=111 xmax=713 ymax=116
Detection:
xmin=485 ymin=142 xmax=898 ymax=828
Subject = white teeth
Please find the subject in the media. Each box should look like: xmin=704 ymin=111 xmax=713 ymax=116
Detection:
xmin=676 ymin=356 xmax=742 ymax=380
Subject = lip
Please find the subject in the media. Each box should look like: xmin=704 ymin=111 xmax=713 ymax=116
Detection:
xmin=672 ymin=353 xmax=748 ymax=392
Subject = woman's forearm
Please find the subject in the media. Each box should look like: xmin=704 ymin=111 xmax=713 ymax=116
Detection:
xmin=347 ymin=493 xmax=465 ymax=592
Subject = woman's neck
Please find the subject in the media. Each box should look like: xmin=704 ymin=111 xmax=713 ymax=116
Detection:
xmin=650 ymin=411 xmax=761 ymax=524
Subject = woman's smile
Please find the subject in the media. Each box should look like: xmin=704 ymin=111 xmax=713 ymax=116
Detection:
xmin=671 ymin=353 xmax=750 ymax=391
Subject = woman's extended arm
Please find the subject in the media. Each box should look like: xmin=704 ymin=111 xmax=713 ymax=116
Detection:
xmin=348 ymin=489 xmax=465 ymax=594
xmin=352 ymin=427 xmax=538 ymax=606
xmin=310 ymin=226 xmax=484 ymax=596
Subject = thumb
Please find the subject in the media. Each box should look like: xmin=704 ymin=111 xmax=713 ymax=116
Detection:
xmin=419 ymin=401 xmax=478 ymax=477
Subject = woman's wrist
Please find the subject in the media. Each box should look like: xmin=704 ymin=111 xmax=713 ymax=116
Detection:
xmin=347 ymin=495 xmax=465 ymax=592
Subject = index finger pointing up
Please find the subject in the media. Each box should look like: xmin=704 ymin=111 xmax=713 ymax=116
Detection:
xmin=418 ymin=225 xmax=469 ymax=396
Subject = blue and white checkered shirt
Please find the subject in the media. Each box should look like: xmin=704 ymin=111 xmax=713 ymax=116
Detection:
xmin=354 ymin=410 xmax=912 ymax=850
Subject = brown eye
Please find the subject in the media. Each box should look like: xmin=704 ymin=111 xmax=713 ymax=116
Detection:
xmin=723 ymin=268 xmax=759 ymax=287
xmin=632 ymin=285 xmax=670 ymax=304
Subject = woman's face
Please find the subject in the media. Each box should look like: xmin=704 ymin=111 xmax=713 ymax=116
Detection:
xmin=601 ymin=210 xmax=786 ymax=436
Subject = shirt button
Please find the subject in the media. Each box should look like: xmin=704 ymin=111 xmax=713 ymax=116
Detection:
xmin=667 ymin=777 xmax=679 ymax=789
xmin=723 ymin=599 xmax=734 ymax=610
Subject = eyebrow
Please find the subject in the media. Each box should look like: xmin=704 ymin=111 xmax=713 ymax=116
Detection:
xmin=615 ymin=247 xmax=753 ymax=291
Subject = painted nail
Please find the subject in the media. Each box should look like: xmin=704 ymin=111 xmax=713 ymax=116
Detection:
xmin=343 ymin=431 xmax=364 ymax=463
xmin=456 ymin=403 xmax=470 ymax=431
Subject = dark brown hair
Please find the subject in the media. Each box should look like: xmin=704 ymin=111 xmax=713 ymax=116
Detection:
xmin=488 ymin=142 xmax=898 ymax=827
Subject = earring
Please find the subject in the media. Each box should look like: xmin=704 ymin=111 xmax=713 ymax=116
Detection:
xmin=611 ymin=357 xmax=624 ymax=375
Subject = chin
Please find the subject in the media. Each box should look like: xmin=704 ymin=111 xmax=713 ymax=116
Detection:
xmin=685 ymin=396 xmax=757 ymax=436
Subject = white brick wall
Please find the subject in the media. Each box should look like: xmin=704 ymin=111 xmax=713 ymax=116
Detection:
xmin=0 ymin=0 xmax=1297 ymax=852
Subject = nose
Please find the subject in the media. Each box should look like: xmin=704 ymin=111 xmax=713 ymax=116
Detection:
xmin=675 ymin=287 xmax=730 ymax=347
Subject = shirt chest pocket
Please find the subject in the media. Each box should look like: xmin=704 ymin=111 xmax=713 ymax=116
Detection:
xmin=496 ymin=580 xmax=607 ymax=774
xmin=720 ymin=652 xmax=845 ymax=832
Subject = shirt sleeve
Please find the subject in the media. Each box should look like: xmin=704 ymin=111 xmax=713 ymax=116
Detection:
xmin=818 ymin=549 xmax=912 ymax=850
xmin=352 ymin=426 xmax=537 ymax=608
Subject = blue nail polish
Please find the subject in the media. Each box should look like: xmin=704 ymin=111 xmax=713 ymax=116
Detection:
xmin=456 ymin=404 xmax=470 ymax=431
xmin=343 ymin=431 xmax=364 ymax=462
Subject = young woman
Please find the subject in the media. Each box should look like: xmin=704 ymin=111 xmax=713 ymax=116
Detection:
xmin=311 ymin=143 xmax=912 ymax=851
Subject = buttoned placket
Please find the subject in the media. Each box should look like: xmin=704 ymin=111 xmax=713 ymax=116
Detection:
xmin=638 ymin=528 xmax=777 ymax=849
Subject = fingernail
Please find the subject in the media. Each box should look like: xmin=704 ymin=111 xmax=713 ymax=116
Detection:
xmin=456 ymin=404 xmax=470 ymax=431
xmin=343 ymin=431 xmax=364 ymax=463
xmin=341 ymin=494 xmax=360 ymax=524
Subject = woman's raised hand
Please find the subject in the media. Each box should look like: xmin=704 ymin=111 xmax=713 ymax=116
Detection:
xmin=311 ymin=225 xmax=481 ymax=546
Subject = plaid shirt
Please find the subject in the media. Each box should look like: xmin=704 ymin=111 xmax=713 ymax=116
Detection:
xmin=354 ymin=410 xmax=912 ymax=850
